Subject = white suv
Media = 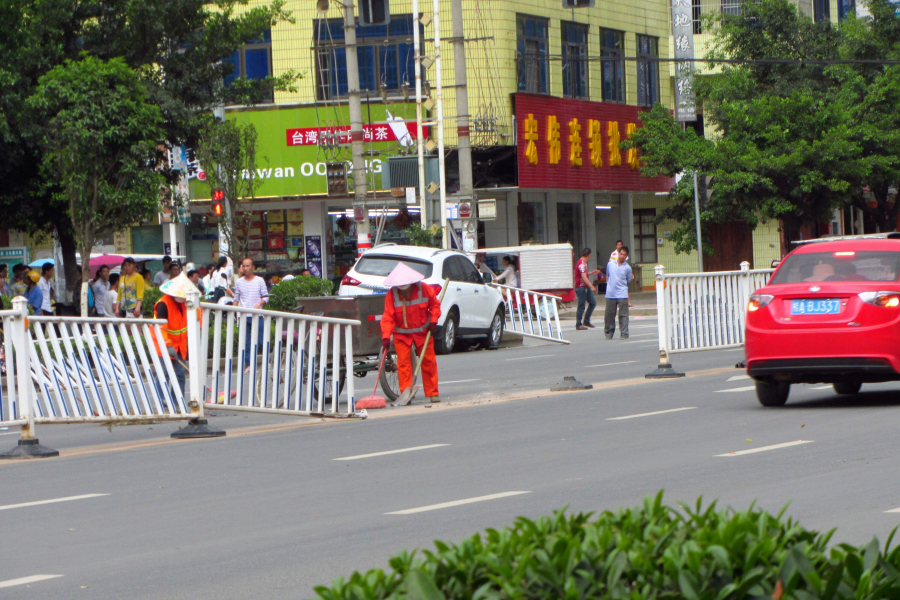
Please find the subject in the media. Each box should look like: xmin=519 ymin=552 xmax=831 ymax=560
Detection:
xmin=338 ymin=245 xmax=506 ymax=354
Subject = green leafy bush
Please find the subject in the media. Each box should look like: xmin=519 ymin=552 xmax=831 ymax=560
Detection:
xmin=314 ymin=492 xmax=900 ymax=600
xmin=403 ymin=221 xmax=442 ymax=248
xmin=266 ymin=276 xmax=332 ymax=312
xmin=142 ymin=286 xmax=164 ymax=318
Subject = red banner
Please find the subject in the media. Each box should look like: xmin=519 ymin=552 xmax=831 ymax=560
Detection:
xmin=286 ymin=123 xmax=427 ymax=147
xmin=515 ymin=94 xmax=673 ymax=192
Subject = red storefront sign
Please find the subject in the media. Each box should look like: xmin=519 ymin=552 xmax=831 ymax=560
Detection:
xmin=515 ymin=93 xmax=673 ymax=192
xmin=285 ymin=123 xmax=428 ymax=147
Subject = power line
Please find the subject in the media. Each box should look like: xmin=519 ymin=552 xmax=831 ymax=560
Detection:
xmin=529 ymin=55 xmax=900 ymax=65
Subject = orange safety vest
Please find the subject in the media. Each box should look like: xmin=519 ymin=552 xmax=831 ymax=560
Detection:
xmin=154 ymin=295 xmax=190 ymax=359
xmin=381 ymin=282 xmax=441 ymax=341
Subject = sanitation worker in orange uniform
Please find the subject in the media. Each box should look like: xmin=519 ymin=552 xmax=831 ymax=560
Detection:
xmin=154 ymin=272 xmax=199 ymax=399
xmin=381 ymin=263 xmax=442 ymax=402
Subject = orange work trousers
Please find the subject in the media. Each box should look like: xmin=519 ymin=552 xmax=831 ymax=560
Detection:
xmin=394 ymin=335 xmax=439 ymax=398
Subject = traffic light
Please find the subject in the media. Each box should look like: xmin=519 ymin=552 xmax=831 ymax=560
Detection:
xmin=212 ymin=190 xmax=224 ymax=216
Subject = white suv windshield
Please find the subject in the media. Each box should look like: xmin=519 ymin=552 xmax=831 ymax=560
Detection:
xmin=355 ymin=256 xmax=433 ymax=278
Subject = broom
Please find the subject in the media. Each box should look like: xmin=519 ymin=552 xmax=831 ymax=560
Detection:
xmin=356 ymin=349 xmax=388 ymax=410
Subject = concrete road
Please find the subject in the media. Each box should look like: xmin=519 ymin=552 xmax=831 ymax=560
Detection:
xmin=2 ymin=320 xmax=900 ymax=598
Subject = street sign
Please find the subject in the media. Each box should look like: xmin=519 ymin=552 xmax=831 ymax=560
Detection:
xmin=459 ymin=202 xmax=472 ymax=219
xmin=477 ymin=199 xmax=497 ymax=220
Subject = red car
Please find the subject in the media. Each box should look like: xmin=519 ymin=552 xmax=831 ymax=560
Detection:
xmin=745 ymin=236 xmax=900 ymax=406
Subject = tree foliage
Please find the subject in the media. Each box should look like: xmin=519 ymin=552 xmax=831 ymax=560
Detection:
xmin=0 ymin=0 xmax=296 ymax=297
xmin=29 ymin=56 xmax=164 ymax=314
xmin=627 ymin=0 xmax=900 ymax=254
xmin=195 ymin=118 xmax=264 ymax=261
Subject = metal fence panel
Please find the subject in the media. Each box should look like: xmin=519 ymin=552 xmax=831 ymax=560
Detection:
xmin=489 ymin=283 xmax=569 ymax=345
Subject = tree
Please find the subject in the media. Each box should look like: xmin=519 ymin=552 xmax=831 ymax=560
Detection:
xmin=28 ymin=56 xmax=164 ymax=315
xmin=195 ymin=118 xmax=264 ymax=261
xmin=0 ymin=0 xmax=297 ymax=300
xmin=626 ymin=0 xmax=900 ymax=254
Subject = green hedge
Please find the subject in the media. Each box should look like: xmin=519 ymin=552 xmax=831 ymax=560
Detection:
xmin=142 ymin=286 xmax=164 ymax=319
xmin=267 ymin=276 xmax=333 ymax=312
xmin=314 ymin=492 xmax=900 ymax=600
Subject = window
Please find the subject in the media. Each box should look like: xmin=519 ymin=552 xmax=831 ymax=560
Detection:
xmin=600 ymin=29 xmax=625 ymax=103
xmin=769 ymin=251 xmax=900 ymax=284
xmin=720 ymin=0 xmax=741 ymax=16
xmin=517 ymin=15 xmax=549 ymax=94
xmin=457 ymin=257 xmax=484 ymax=283
xmin=633 ymin=209 xmax=657 ymax=264
xmin=356 ymin=256 xmax=433 ymax=278
xmin=517 ymin=199 xmax=546 ymax=244
xmin=692 ymin=0 xmax=702 ymax=33
xmin=314 ymin=16 xmax=420 ymax=100
xmin=556 ymin=203 xmax=583 ymax=257
xmin=814 ymin=0 xmax=830 ymax=22
xmin=223 ymin=30 xmax=273 ymax=99
xmin=561 ymin=22 xmax=589 ymax=99
xmin=838 ymin=0 xmax=855 ymax=19
xmin=564 ymin=0 xmax=594 ymax=6
xmin=442 ymin=257 xmax=465 ymax=282
xmin=636 ymin=35 xmax=660 ymax=107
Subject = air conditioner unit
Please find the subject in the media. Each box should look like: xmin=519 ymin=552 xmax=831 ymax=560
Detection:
xmin=360 ymin=0 xmax=389 ymax=25
xmin=563 ymin=0 xmax=594 ymax=6
xmin=382 ymin=156 xmax=439 ymax=196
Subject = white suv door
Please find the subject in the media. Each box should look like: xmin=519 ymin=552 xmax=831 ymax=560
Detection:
xmin=456 ymin=257 xmax=492 ymax=328
xmin=441 ymin=256 xmax=480 ymax=330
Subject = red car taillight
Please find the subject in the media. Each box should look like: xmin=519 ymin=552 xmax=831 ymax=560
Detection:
xmin=859 ymin=291 xmax=900 ymax=307
xmin=748 ymin=294 xmax=774 ymax=312
xmin=342 ymin=276 xmax=361 ymax=286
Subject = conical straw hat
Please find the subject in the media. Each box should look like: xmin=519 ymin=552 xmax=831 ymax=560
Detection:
xmin=382 ymin=262 xmax=425 ymax=288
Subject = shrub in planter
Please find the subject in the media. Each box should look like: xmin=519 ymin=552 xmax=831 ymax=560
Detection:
xmin=314 ymin=492 xmax=900 ymax=600
xmin=267 ymin=276 xmax=333 ymax=312
xmin=142 ymin=286 xmax=164 ymax=319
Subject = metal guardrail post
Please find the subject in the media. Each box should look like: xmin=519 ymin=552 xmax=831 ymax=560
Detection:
xmin=171 ymin=290 xmax=225 ymax=439
xmin=646 ymin=265 xmax=685 ymax=379
xmin=0 ymin=298 xmax=58 ymax=458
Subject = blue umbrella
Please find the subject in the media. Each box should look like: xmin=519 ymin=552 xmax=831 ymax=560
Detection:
xmin=28 ymin=258 xmax=54 ymax=268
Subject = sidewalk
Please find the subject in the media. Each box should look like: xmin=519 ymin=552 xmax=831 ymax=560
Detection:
xmin=559 ymin=290 xmax=656 ymax=318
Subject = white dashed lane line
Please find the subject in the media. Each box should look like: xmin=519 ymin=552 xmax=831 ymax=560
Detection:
xmin=335 ymin=444 xmax=450 ymax=461
xmin=727 ymin=375 xmax=751 ymax=382
xmin=0 ymin=575 xmax=63 ymax=589
xmin=386 ymin=491 xmax=531 ymax=515
xmin=716 ymin=386 xmax=756 ymax=393
xmin=0 ymin=494 xmax=109 ymax=512
xmin=606 ymin=407 xmax=696 ymax=421
xmin=715 ymin=440 xmax=814 ymax=457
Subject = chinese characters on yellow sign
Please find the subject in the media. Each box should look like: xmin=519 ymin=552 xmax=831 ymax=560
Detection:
xmin=522 ymin=113 xmax=639 ymax=169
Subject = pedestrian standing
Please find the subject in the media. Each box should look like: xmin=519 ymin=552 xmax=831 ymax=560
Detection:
xmin=0 ymin=264 xmax=9 ymax=296
xmin=610 ymin=240 xmax=626 ymax=262
xmin=10 ymin=264 xmax=27 ymax=297
xmin=154 ymin=256 xmax=173 ymax=287
xmin=233 ymin=257 xmax=268 ymax=370
xmin=604 ymin=246 xmax=633 ymax=340
xmin=38 ymin=262 xmax=54 ymax=315
xmin=574 ymin=248 xmax=601 ymax=331
xmin=104 ymin=273 xmax=120 ymax=318
xmin=25 ymin=272 xmax=42 ymax=313
xmin=380 ymin=263 xmax=442 ymax=403
xmin=167 ymin=261 xmax=182 ymax=281
xmin=91 ymin=265 xmax=111 ymax=316
xmin=118 ymin=257 xmax=145 ymax=318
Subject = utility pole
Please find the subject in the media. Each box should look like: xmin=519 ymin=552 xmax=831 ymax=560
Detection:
xmin=413 ymin=0 xmax=427 ymax=228
xmin=432 ymin=0 xmax=448 ymax=249
xmin=693 ymin=171 xmax=703 ymax=272
xmin=451 ymin=0 xmax=474 ymax=252
xmin=343 ymin=0 xmax=370 ymax=256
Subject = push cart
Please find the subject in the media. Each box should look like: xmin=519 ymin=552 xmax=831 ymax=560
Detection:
xmin=294 ymin=294 xmax=408 ymax=401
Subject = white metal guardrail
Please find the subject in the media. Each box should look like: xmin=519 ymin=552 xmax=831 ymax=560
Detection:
xmin=0 ymin=306 xmax=29 ymax=431
xmin=489 ymin=283 xmax=568 ymax=345
xmin=649 ymin=262 xmax=774 ymax=378
xmin=195 ymin=294 xmax=364 ymax=418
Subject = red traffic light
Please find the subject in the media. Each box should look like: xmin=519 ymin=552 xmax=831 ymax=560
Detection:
xmin=212 ymin=189 xmax=224 ymax=202
xmin=213 ymin=202 xmax=223 ymax=216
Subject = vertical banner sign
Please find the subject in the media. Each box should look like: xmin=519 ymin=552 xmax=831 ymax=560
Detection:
xmin=305 ymin=236 xmax=323 ymax=278
xmin=671 ymin=0 xmax=697 ymax=122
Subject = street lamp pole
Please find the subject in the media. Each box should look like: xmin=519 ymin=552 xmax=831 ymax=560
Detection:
xmin=693 ymin=170 xmax=703 ymax=272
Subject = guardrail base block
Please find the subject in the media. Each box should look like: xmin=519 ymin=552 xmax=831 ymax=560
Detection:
xmin=550 ymin=376 xmax=593 ymax=392
xmin=0 ymin=438 xmax=60 ymax=459
xmin=645 ymin=363 xmax=685 ymax=379
xmin=171 ymin=419 xmax=226 ymax=439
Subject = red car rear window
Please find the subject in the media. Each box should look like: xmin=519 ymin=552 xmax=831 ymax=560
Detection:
xmin=770 ymin=250 xmax=900 ymax=284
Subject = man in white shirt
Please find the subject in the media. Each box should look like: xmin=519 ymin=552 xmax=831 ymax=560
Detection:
xmin=104 ymin=274 xmax=120 ymax=318
xmin=38 ymin=263 xmax=54 ymax=315
xmin=154 ymin=256 xmax=173 ymax=286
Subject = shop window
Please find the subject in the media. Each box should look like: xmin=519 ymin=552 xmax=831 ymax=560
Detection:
xmin=561 ymin=22 xmax=589 ymax=99
xmin=636 ymin=35 xmax=660 ymax=107
xmin=633 ymin=208 xmax=658 ymax=264
xmin=556 ymin=202 xmax=583 ymax=256
xmin=314 ymin=16 xmax=420 ymax=100
xmin=517 ymin=15 xmax=549 ymax=94
xmin=517 ymin=200 xmax=546 ymax=244
xmin=600 ymin=29 xmax=625 ymax=103
xmin=223 ymin=30 xmax=273 ymax=101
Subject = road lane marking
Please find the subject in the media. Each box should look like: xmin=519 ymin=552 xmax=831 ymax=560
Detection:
xmin=334 ymin=444 xmax=450 ymax=461
xmin=387 ymin=491 xmax=531 ymax=515
xmin=716 ymin=386 xmax=756 ymax=393
xmin=727 ymin=375 xmax=750 ymax=382
xmin=0 ymin=494 xmax=109 ymax=512
xmin=505 ymin=355 xmax=552 ymax=361
xmin=586 ymin=360 xmax=639 ymax=368
xmin=0 ymin=575 xmax=63 ymax=589
xmin=715 ymin=440 xmax=813 ymax=457
xmin=606 ymin=407 xmax=696 ymax=420
xmin=442 ymin=379 xmax=482 ymax=385
xmin=883 ymin=506 xmax=900 ymax=513
xmin=811 ymin=386 xmax=832 ymax=390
